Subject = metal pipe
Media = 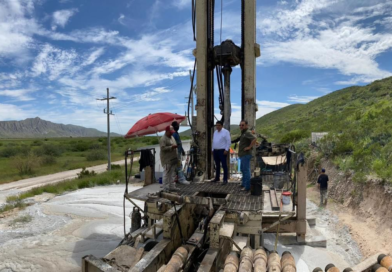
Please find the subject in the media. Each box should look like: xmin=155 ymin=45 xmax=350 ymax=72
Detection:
xmin=325 ymin=264 xmax=340 ymax=272
xmin=281 ymin=251 xmax=296 ymax=272
xmin=163 ymin=247 xmax=188 ymax=272
xmin=313 ymin=268 xmax=323 ymax=272
xmin=254 ymin=248 xmax=268 ymax=272
xmin=268 ymin=251 xmax=281 ymax=272
xmin=222 ymin=65 xmax=232 ymax=130
xmin=239 ymin=247 xmax=253 ymax=272
xmin=342 ymin=268 xmax=353 ymax=272
xmin=378 ymin=254 xmax=392 ymax=271
xmin=224 ymin=252 xmax=239 ymax=272
xmin=373 ymin=264 xmax=389 ymax=272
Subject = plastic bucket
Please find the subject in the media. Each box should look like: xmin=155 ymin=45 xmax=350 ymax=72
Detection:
xmin=282 ymin=191 xmax=292 ymax=205
xmin=250 ymin=176 xmax=262 ymax=196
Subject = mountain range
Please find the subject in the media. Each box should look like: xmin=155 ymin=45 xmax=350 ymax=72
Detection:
xmin=0 ymin=117 xmax=120 ymax=138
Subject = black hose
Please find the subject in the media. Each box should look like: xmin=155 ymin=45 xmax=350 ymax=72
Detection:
xmin=187 ymin=59 xmax=197 ymax=141
xmin=192 ymin=0 xmax=196 ymax=41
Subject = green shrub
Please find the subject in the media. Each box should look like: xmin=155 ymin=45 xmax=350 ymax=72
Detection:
xmin=72 ymin=141 xmax=90 ymax=152
xmin=86 ymin=149 xmax=106 ymax=161
xmin=30 ymin=140 xmax=43 ymax=146
xmin=35 ymin=144 xmax=63 ymax=157
xmin=41 ymin=155 xmax=57 ymax=165
xmin=280 ymin=130 xmax=309 ymax=143
xmin=11 ymin=152 xmax=41 ymax=175
xmin=0 ymin=146 xmax=21 ymax=158
xmin=77 ymin=167 xmax=97 ymax=179
xmin=111 ymin=164 xmax=121 ymax=170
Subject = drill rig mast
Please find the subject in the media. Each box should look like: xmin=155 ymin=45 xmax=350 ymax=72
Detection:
xmin=192 ymin=0 xmax=260 ymax=180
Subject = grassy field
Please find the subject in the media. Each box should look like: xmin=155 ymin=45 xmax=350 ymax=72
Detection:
xmin=0 ymin=136 xmax=159 ymax=184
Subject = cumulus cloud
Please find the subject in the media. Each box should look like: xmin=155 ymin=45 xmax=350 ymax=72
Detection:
xmin=51 ymin=8 xmax=78 ymax=30
xmin=258 ymin=0 xmax=392 ymax=84
xmin=0 ymin=89 xmax=35 ymax=101
xmin=287 ymin=95 xmax=319 ymax=103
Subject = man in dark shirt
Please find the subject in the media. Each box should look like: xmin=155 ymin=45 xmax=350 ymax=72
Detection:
xmin=238 ymin=120 xmax=257 ymax=192
xmin=317 ymin=168 xmax=329 ymax=207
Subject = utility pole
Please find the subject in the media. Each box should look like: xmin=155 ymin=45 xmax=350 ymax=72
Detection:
xmin=97 ymin=88 xmax=116 ymax=171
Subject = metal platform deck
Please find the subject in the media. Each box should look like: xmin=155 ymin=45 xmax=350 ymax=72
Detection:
xmin=126 ymin=182 xmax=264 ymax=211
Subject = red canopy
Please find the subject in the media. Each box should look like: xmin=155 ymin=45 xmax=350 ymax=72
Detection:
xmin=124 ymin=113 xmax=186 ymax=138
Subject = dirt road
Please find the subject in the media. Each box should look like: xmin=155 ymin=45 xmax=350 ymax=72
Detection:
xmin=0 ymin=160 xmax=126 ymax=204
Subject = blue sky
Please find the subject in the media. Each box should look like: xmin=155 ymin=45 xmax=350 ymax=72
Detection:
xmin=1 ymin=0 xmax=392 ymax=134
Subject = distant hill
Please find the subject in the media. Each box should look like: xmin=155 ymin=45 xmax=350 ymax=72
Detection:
xmin=180 ymin=124 xmax=239 ymax=137
xmin=0 ymin=117 xmax=121 ymax=138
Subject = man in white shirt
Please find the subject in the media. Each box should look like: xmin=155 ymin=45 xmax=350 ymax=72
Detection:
xmin=211 ymin=121 xmax=231 ymax=185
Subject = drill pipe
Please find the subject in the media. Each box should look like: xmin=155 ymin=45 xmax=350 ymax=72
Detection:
xmin=342 ymin=269 xmax=353 ymax=272
xmin=325 ymin=264 xmax=340 ymax=272
xmin=224 ymin=252 xmax=239 ymax=272
xmin=239 ymin=247 xmax=254 ymax=272
xmin=254 ymin=248 xmax=268 ymax=272
xmin=268 ymin=251 xmax=281 ymax=272
xmin=373 ymin=264 xmax=389 ymax=272
xmin=163 ymin=247 xmax=188 ymax=272
xmin=281 ymin=251 xmax=296 ymax=272
xmin=378 ymin=254 xmax=392 ymax=271
xmin=313 ymin=268 xmax=323 ymax=272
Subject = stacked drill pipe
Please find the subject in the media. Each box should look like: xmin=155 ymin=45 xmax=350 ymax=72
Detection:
xmin=163 ymin=246 xmax=188 ymax=272
xmin=313 ymin=268 xmax=323 ymax=272
xmin=281 ymin=251 xmax=296 ymax=272
xmin=239 ymin=247 xmax=254 ymax=272
xmin=325 ymin=264 xmax=340 ymax=272
xmin=224 ymin=252 xmax=239 ymax=272
xmin=268 ymin=251 xmax=281 ymax=272
xmin=254 ymin=248 xmax=268 ymax=272
xmin=342 ymin=269 xmax=353 ymax=272
xmin=373 ymin=264 xmax=389 ymax=272
xmin=378 ymin=254 xmax=392 ymax=271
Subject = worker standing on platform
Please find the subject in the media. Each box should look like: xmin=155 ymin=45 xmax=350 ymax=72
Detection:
xmin=171 ymin=121 xmax=190 ymax=185
xmin=317 ymin=168 xmax=329 ymax=207
xmin=159 ymin=126 xmax=179 ymax=192
xmin=238 ymin=120 xmax=257 ymax=192
xmin=212 ymin=121 xmax=231 ymax=185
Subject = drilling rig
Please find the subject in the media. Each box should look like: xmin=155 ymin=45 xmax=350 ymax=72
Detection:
xmin=81 ymin=1 xmax=387 ymax=271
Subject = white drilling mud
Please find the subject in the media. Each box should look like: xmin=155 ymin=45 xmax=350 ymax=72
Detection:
xmin=0 ymin=185 xmax=362 ymax=272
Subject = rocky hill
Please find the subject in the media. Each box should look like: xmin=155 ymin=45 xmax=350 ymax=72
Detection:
xmin=0 ymin=117 xmax=120 ymax=138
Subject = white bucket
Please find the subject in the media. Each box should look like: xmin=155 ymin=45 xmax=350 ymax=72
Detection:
xmin=282 ymin=192 xmax=291 ymax=205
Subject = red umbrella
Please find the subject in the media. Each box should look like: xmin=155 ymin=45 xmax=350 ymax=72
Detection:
xmin=124 ymin=112 xmax=186 ymax=138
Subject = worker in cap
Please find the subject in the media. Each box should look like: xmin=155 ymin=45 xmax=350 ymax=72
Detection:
xmin=159 ymin=125 xmax=179 ymax=192
xmin=317 ymin=168 xmax=329 ymax=207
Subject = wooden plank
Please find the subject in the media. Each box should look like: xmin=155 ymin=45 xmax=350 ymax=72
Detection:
xmin=130 ymin=239 xmax=171 ymax=272
xmin=209 ymin=210 xmax=226 ymax=248
xmin=270 ymin=189 xmax=280 ymax=211
xmin=197 ymin=248 xmax=219 ymax=272
xmin=219 ymin=222 xmax=235 ymax=238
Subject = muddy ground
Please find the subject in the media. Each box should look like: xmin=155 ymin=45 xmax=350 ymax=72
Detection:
xmin=0 ymin=182 xmax=365 ymax=272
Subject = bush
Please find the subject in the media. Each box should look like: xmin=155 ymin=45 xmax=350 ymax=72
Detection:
xmin=73 ymin=141 xmax=90 ymax=152
xmin=280 ymin=130 xmax=309 ymax=143
xmin=86 ymin=149 xmax=106 ymax=161
xmin=35 ymin=144 xmax=63 ymax=157
xmin=30 ymin=140 xmax=43 ymax=146
xmin=77 ymin=167 xmax=96 ymax=179
xmin=41 ymin=155 xmax=57 ymax=165
xmin=11 ymin=152 xmax=41 ymax=175
xmin=111 ymin=164 xmax=121 ymax=170
xmin=0 ymin=146 xmax=20 ymax=158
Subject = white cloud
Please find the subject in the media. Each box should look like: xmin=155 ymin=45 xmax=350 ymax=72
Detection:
xmin=82 ymin=47 xmax=105 ymax=66
xmin=52 ymin=8 xmax=78 ymax=30
xmin=258 ymin=0 xmax=392 ymax=84
xmin=257 ymin=100 xmax=290 ymax=108
xmin=172 ymin=0 xmax=189 ymax=9
xmin=31 ymin=44 xmax=78 ymax=80
xmin=0 ymin=89 xmax=35 ymax=101
xmin=0 ymin=103 xmax=34 ymax=121
xmin=287 ymin=95 xmax=319 ymax=103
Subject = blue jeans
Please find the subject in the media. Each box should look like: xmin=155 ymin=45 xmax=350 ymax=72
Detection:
xmin=240 ymin=155 xmax=252 ymax=190
xmin=176 ymin=151 xmax=186 ymax=182
xmin=213 ymin=149 xmax=228 ymax=182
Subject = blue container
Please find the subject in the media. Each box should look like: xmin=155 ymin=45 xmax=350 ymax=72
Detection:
xmin=159 ymin=177 xmax=162 ymax=184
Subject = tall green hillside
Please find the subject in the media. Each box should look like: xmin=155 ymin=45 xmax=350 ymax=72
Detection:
xmin=254 ymin=76 xmax=392 ymax=182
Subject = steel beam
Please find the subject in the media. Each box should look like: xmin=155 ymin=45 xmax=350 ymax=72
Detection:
xmin=195 ymin=0 xmax=208 ymax=178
